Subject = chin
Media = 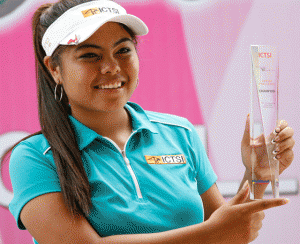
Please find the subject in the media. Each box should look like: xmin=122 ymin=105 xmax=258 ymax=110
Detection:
xmin=95 ymin=101 xmax=128 ymax=112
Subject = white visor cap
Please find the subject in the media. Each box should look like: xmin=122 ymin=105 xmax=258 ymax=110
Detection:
xmin=42 ymin=0 xmax=149 ymax=56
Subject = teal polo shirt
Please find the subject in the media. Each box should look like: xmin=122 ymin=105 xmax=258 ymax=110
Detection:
xmin=9 ymin=102 xmax=217 ymax=242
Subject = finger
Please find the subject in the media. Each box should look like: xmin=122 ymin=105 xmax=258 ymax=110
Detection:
xmin=229 ymin=180 xmax=250 ymax=205
xmin=272 ymin=137 xmax=295 ymax=155
xmin=276 ymin=120 xmax=289 ymax=132
xmin=273 ymin=126 xmax=294 ymax=143
xmin=242 ymin=114 xmax=250 ymax=144
xmin=238 ymin=198 xmax=289 ymax=213
xmin=278 ymin=149 xmax=294 ymax=172
xmin=271 ymin=120 xmax=288 ymax=140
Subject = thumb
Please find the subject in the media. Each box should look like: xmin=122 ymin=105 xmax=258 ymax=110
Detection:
xmin=242 ymin=114 xmax=250 ymax=145
xmin=228 ymin=180 xmax=250 ymax=206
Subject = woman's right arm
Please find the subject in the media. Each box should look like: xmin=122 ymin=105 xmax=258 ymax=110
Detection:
xmin=21 ymin=192 xmax=213 ymax=244
xmin=21 ymin=182 xmax=289 ymax=244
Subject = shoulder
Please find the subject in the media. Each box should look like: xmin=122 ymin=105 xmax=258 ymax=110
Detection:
xmin=12 ymin=133 xmax=51 ymax=157
xmin=9 ymin=134 xmax=61 ymax=231
xmin=126 ymin=101 xmax=195 ymax=133
xmin=146 ymin=110 xmax=193 ymax=131
xmin=9 ymin=133 xmax=54 ymax=174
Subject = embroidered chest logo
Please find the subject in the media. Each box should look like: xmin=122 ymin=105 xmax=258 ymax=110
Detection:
xmin=145 ymin=154 xmax=186 ymax=164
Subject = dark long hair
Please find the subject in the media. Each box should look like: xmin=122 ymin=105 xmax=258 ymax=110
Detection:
xmin=1 ymin=0 xmax=137 ymax=218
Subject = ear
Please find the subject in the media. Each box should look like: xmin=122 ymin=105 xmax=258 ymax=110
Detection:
xmin=44 ymin=56 xmax=62 ymax=84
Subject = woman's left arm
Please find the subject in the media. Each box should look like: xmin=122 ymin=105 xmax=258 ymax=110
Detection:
xmin=201 ymin=117 xmax=295 ymax=220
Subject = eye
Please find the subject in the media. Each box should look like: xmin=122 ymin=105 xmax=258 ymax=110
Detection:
xmin=80 ymin=53 xmax=100 ymax=59
xmin=117 ymin=47 xmax=131 ymax=54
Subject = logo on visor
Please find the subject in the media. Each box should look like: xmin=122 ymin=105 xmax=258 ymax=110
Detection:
xmin=67 ymin=35 xmax=79 ymax=45
xmin=44 ymin=38 xmax=52 ymax=51
xmin=82 ymin=7 xmax=120 ymax=18
xmin=145 ymin=154 xmax=186 ymax=164
xmin=82 ymin=7 xmax=100 ymax=17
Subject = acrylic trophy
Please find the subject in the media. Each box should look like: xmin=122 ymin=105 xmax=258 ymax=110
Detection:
xmin=250 ymin=45 xmax=279 ymax=199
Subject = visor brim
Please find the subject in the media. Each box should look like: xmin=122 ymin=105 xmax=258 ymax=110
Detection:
xmin=60 ymin=14 xmax=148 ymax=45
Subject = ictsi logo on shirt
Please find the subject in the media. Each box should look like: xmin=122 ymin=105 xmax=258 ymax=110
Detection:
xmin=145 ymin=154 xmax=186 ymax=164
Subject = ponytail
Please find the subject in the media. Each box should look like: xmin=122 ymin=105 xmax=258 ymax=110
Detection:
xmin=2 ymin=1 xmax=93 ymax=218
xmin=32 ymin=1 xmax=92 ymax=218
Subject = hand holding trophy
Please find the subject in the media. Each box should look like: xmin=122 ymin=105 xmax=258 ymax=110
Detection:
xmin=240 ymin=46 xmax=295 ymax=200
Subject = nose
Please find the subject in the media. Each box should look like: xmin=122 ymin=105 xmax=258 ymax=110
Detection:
xmin=100 ymin=55 xmax=121 ymax=75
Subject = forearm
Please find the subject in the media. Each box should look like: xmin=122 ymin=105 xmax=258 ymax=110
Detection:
xmin=238 ymin=170 xmax=268 ymax=200
xmin=100 ymin=221 xmax=215 ymax=244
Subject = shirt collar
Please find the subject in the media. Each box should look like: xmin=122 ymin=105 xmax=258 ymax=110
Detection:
xmin=68 ymin=102 xmax=158 ymax=151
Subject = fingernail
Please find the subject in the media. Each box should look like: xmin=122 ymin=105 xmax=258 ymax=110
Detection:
xmin=272 ymin=150 xmax=277 ymax=155
xmin=271 ymin=139 xmax=276 ymax=144
xmin=283 ymin=198 xmax=290 ymax=204
xmin=273 ymin=128 xmax=280 ymax=135
xmin=274 ymin=136 xmax=280 ymax=142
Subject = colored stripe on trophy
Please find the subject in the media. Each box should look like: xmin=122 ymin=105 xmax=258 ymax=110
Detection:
xmin=252 ymin=180 xmax=270 ymax=184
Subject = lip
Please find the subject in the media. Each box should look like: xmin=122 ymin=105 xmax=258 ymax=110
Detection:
xmin=93 ymin=80 xmax=126 ymax=89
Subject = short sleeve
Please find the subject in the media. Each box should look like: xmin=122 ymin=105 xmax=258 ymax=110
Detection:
xmin=188 ymin=123 xmax=218 ymax=195
xmin=9 ymin=141 xmax=61 ymax=230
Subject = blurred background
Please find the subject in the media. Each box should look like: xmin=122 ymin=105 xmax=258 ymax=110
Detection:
xmin=0 ymin=0 xmax=299 ymax=243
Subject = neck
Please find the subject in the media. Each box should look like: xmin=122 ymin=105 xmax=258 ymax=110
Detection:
xmin=71 ymin=106 xmax=132 ymax=138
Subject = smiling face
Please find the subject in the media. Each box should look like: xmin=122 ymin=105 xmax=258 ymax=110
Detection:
xmin=46 ymin=22 xmax=139 ymax=117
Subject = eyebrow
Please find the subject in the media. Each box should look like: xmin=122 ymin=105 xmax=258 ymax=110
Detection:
xmin=75 ymin=37 xmax=134 ymax=52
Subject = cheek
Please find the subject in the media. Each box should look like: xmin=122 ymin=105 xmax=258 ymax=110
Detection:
xmin=134 ymin=58 xmax=139 ymax=75
xmin=126 ymin=55 xmax=139 ymax=78
xmin=61 ymin=65 xmax=95 ymax=97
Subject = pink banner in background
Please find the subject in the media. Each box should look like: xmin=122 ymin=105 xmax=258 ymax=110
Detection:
xmin=0 ymin=2 xmax=39 ymax=243
xmin=126 ymin=0 xmax=204 ymax=124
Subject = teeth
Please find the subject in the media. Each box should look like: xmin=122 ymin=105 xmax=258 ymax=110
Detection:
xmin=97 ymin=82 xmax=122 ymax=89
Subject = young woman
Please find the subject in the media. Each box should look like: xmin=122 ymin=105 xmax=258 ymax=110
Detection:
xmin=5 ymin=0 xmax=295 ymax=243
